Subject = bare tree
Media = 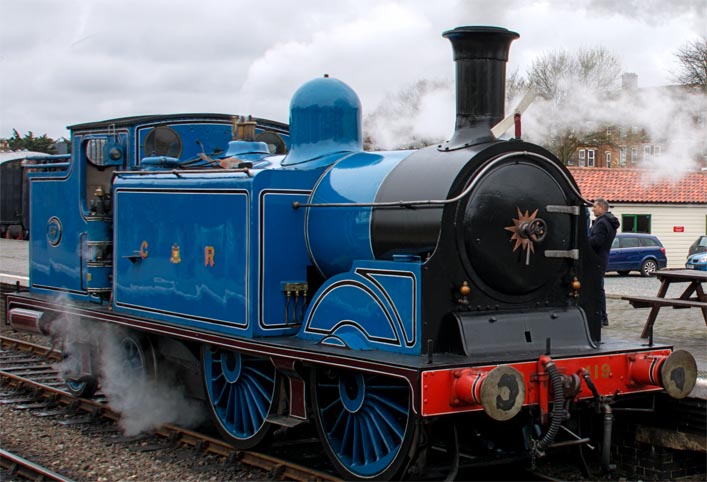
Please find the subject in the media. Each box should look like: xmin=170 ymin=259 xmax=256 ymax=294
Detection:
xmin=505 ymin=67 xmax=528 ymax=105
xmin=523 ymin=47 xmax=621 ymax=164
xmin=527 ymin=47 xmax=621 ymax=101
xmin=672 ymin=36 xmax=707 ymax=91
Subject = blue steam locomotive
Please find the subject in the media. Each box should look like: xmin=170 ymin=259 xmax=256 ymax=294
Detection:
xmin=6 ymin=26 xmax=697 ymax=480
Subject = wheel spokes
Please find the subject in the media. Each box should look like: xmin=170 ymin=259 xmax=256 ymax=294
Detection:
xmin=362 ymin=405 xmax=394 ymax=454
xmin=369 ymin=392 xmax=409 ymax=416
xmin=368 ymin=399 xmax=405 ymax=440
xmin=213 ymin=380 xmax=228 ymax=405
xmin=315 ymin=369 xmax=412 ymax=477
xmin=204 ymin=348 xmax=276 ymax=443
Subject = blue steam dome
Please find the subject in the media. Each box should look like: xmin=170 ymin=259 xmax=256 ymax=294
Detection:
xmin=282 ymin=76 xmax=362 ymax=166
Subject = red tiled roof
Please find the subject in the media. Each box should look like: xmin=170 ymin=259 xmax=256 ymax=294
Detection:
xmin=568 ymin=167 xmax=707 ymax=204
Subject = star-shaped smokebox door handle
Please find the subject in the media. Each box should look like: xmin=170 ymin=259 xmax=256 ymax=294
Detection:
xmin=504 ymin=207 xmax=548 ymax=265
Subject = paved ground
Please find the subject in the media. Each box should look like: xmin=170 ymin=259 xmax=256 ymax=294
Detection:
xmin=1 ymin=239 xmax=705 ymax=391
xmin=0 ymin=239 xmax=29 ymax=285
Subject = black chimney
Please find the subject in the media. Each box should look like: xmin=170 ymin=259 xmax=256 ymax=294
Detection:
xmin=442 ymin=26 xmax=519 ymax=149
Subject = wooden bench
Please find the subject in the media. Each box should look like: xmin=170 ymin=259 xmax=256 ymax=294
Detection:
xmin=620 ymin=270 xmax=707 ymax=338
xmin=622 ymin=293 xmax=707 ymax=338
xmin=622 ymin=295 xmax=707 ymax=310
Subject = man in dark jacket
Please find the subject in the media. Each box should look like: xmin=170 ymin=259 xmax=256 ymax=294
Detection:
xmin=589 ymin=198 xmax=620 ymax=326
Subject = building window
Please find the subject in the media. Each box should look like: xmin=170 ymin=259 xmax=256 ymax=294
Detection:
xmin=620 ymin=127 xmax=627 ymax=140
xmin=643 ymin=145 xmax=651 ymax=160
xmin=620 ymin=147 xmax=627 ymax=166
xmin=588 ymin=149 xmax=595 ymax=167
xmin=622 ymin=214 xmax=651 ymax=234
xmin=653 ymin=145 xmax=661 ymax=157
xmin=605 ymin=151 xmax=611 ymax=167
xmin=578 ymin=149 xmax=586 ymax=167
xmin=631 ymin=147 xmax=637 ymax=164
xmin=631 ymin=126 xmax=639 ymax=134
xmin=606 ymin=127 xmax=612 ymax=138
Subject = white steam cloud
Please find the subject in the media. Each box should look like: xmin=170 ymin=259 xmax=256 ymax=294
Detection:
xmin=365 ymin=72 xmax=705 ymax=184
xmin=515 ymin=83 xmax=706 ymax=179
xmin=97 ymin=326 xmax=205 ymax=436
xmin=364 ymin=79 xmax=453 ymax=150
xmin=51 ymin=308 xmax=205 ymax=436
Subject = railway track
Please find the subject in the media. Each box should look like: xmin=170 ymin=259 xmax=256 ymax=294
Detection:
xmin=0 ymin=334 xmax=341 ymax=482
xmin=0 ymin=448 xmax=75 ymax=482
xmin=0 ymin=449 xmax=72 ymax=482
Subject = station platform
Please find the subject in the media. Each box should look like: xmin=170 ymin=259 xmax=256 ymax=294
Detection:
xmin=1 ymin=238 xmax=705 ymax=398
xmin=0 ymin=239 xmax=29 ymax=287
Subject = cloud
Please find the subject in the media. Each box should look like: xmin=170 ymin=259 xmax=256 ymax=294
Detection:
xmin=585 ymin=0 xmax=705 ymax=26
xmin=237 ymin=2 xmax=445 ymax=121
xmin=0 ymin=0 xmax=704 ymax=139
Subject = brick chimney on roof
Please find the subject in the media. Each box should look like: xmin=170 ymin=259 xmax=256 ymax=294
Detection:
xmin=622 ymin=72 xmax=638 ymax=90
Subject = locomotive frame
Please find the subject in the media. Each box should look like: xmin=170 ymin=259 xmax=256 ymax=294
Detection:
xmin=5 ymin=26 xmax=698 ymax=480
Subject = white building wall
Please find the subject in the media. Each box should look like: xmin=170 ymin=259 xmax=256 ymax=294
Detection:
xmin=610 ymin=204 xmax=707 ymax=268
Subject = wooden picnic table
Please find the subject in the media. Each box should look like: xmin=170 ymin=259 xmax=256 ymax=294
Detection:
xmin=621 ymin=269 xmax=707 ymax=338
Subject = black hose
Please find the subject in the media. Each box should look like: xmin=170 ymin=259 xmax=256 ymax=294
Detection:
xmin=581 ymin=370 xmax=601 ymax=402
xmin=535 ymin=361 xmax=566 ymax=452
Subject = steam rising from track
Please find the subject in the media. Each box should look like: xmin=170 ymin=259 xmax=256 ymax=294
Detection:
xmin=51 ymin=306 xmax=205 ymax=436
xmin=97 ymin=327 xmax=205 ymax=436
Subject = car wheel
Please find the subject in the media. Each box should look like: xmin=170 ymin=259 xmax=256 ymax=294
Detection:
xmin=617 ymin=270 xmax=630 ymax=276
xmin=640 ymin=259 xmax=658 ymax=277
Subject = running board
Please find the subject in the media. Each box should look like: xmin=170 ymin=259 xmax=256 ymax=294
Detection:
xmin=266 ymin=415 xmax=305 ymax=428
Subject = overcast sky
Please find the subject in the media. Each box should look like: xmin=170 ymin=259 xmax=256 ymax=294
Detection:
xmin=0 ymin=0 xmax=704 ymax=140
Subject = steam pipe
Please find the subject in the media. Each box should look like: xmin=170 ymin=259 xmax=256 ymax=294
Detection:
xmin=444 ymin=424 xmax=459 ymax=482
xmin=601 ymin=403 xmax=616 ymax=472
xmin=579 ymin=368 xmax=601 ymax=402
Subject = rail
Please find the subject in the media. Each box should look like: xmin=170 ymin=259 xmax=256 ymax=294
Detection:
xmin=0 ymin=448 xmax=75 ymax=482
xmin=22 ymin=154 xmax=71 ymax=171
xmin=295 ymin=150 xmax=593 ymax=209
xmin=24 ymin=154 xmax=71 ymax=161
xmin=0 ymin=335 xmax=342 ymax=482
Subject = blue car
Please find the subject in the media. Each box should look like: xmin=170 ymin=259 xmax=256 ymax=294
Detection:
xmin=686 ymin=251 xmax=707 ymax=271
xmin=688 ymin=235 xmax=707 ymax=256
xmin=607 ymin=233 xmax=668 ymax=276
